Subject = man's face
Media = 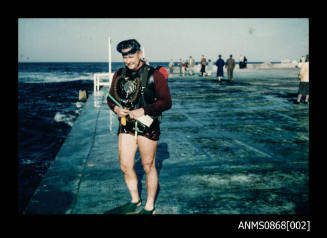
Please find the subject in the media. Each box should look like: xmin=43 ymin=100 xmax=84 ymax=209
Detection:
xmin=122 ymin=48 xmax=143 ymax=71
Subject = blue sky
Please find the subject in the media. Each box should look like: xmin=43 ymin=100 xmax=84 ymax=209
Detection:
xmin=18 ymin=18 xmax=309 ymax=62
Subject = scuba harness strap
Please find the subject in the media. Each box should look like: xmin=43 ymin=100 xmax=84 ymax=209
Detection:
xmin=139 ymin=65 xmax=161 ymax=120
xmin=140 ymin=65 xmax=155 ymax=99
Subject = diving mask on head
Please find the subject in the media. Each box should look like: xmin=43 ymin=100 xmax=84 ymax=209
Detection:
xmin=117 ymin=39 xmax=141 ymax=56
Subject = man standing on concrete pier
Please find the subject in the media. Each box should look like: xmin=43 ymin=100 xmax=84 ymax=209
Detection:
xmin=200 ymin=55 xmax=207 ymax=77
xmin=188 ymin=56 xmax=195 ymax=75
xmin=225 ymin=54 xmax=235 ymax=82
xmin=215 ymin=54 xmax=225 ymax=83
xmin=169 ymin=59 xmax=174 ymax=75
xmin=106 ymin=39 xmax=172 ymax=214
xmin=295 ymin=54 xmax=309 ymax=104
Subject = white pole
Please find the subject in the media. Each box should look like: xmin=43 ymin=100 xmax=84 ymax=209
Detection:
xmin=108 ymin=37 xmax=112 ymax=75
xmin=97 ymin=75 xmax=100 ymax=91
xmin=108 ymin=37 xmax=113 ymax=132
xmin=93 ymin=74 xmax=96 ymax=93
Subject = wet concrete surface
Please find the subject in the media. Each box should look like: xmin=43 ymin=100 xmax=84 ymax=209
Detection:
xmin=24 ymin=68 xmax=309 ymax=214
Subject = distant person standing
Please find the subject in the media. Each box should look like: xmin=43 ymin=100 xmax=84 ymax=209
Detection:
xmin=181 ymin=60 xmax=186 ymax=76
xmin=295 ymin=54 xmax=309 ymax=104
xmin=179 ymin=58 xmax=183 ymax=76
xmin=225 ymin=55 xmax=235 ymax=82
xmin=215 ymin=55 xmax=225 ymax=83
xmin=188 ymin=56 xmax=195 ymax=75
xmin=143 ymin=57 xmax=150 ymax=65
xmin=298 ymin=56 xmax=305 ymax=68
xmin=207 ymin=59 xmax=214 ymax=76
xmin=184 ymin=60 xmax=188 ymax=75
xmin=239 ymin=55 xmax=244 ymax=69
xmin=200 ymin=55 xmax=207 ymax=77
xmin=243 ymin=56 xmax=247 ymax=68
xmin=169 ymin=59 xmax=174 ymax=74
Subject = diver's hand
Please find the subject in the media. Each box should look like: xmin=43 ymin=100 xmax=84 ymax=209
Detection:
xmin=129 ymin=108 xmax=145 ymax=120
xmin=114 ymin=106 xmax=130 ymax=118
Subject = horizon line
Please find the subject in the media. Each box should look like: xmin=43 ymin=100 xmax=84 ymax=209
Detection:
xmin=18 ymin=60 xmax=280 ymax=64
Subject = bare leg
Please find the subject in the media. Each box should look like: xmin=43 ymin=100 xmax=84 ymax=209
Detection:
xmin=118 ymin=133 xmax=141 ymax=204
xmin=137 ymin=135 xmax=158 ymax=213
xmin=305 ymin=94 xmax=309 ymax=103
xmin=297 ymin=94 xmax=302 ymax=103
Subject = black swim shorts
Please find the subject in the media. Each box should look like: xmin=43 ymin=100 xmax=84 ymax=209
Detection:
xmin=117 ymin=118 xmax=160 ymax=141
xmin=298 ymin=82 xmax=309 ymax=95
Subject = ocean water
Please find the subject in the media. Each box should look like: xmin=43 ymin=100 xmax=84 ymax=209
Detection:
xmin=17 ymin=62 xmax=170 ymax=213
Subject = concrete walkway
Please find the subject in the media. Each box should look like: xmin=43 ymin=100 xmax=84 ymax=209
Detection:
xmin=24 ymin=69 xmax=309 ymax=214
